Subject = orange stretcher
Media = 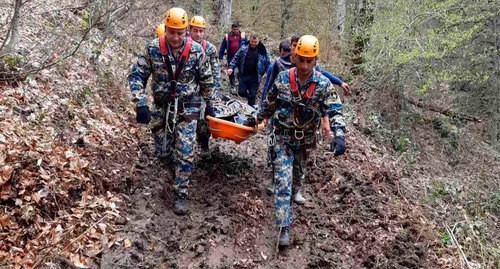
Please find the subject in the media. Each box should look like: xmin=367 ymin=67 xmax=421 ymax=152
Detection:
xmin=206 ymin=115 xmax=264 ymax=144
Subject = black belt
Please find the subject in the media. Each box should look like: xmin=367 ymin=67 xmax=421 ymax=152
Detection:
xmin=275 ymin=128 xmax=316 ymax=144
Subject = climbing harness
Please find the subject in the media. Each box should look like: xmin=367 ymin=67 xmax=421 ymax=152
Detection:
xmin=287 ymin=67 xmax=322 ymax=141
xmin=157 ymin=36 xmax=193 ymax=136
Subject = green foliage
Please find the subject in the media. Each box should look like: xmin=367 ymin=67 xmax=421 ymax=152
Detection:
xmin=354 ymin=0 xmax=500 ymax=153
xmin=418 ymin=81 xmax=431 ymax=94
xmin=427 ymin=182 xmax=448 ymax=199
xmin=1 ymin=54 xmax=25 ymax=69
xmin=75 ymin=86 xmax=93 ymax=107
xmin=439 ymin=230 xmax=452 ymax=246
xmin=362 ymin=0 xmax=496 ymax=94
xmin=432 ymin=117 xmax=458 ymax=139
xmin=425 ymin=179 xmax=462 ymax=202
xmin=81 ymin=11 xmax=92 ymax=29
xmin=35 ymin=113 xmax=46 ymax=124
xmin=395 ymin=135 xmax=410 ymax=154
xmin=84 ymin=86 xmax=93 ymax=96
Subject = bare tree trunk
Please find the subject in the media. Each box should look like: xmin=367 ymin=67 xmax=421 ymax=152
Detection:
xmin=349 ymin=0 xmax=374 ymax=75
xmin=1 ymin=0 xmax=23 ymax=55
xmin=279 ymin=0 xmax=290 ymax=39
xmin=336 ymin=0 xmax=347 ymax=35
xmin=489 ymin=8 xmax=500 ymax=148
xmin=213 ymin=0 xmax=232 ymax=27
xmin=222 ymin=0 xmax=232 ymax=26
xmin=188 ymin=0 xmax=202 ymax=16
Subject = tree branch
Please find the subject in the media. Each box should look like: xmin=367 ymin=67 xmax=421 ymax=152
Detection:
xmin=0 ymin=0 xmax=135 ymax=82
xmin=405 ymin=95 xmax=482 ymax=122
xmin=0 ymin=0 xmax=23 ymax=54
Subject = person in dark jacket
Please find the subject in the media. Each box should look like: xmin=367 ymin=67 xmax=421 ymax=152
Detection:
xmin=226 ymin=33 xmax=271 ymax=107
xmin=218 ymin=21 xmax=247 ymax=94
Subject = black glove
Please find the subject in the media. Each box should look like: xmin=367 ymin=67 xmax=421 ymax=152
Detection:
xmin=205 ymin=102 xmax=216 ymax=117
xmin=242 ymin=117 xmax=257 ymax=127
xmin=331 ymin=136 xmax=346 ymax=156
xmin=136 ymin=106 xmax=151 ymax=124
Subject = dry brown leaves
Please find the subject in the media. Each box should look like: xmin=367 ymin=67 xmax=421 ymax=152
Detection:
xmin=0 ymin=72 xmax=139 ymax=267
xmin=0 ymin=9 xmax=139 ymax=265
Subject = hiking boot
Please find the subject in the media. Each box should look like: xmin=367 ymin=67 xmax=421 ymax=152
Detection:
xmin=173 ymin=193 xmax=188 ymax=215
xmin=266 ymin=183 xmax=274 ymax=196
xmin=278 ymin=227 xmax=290 ymax=247
xmin=293 ymin=190 xmax=306 ymax=205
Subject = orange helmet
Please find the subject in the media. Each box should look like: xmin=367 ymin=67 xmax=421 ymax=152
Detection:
xmin=295 ymin=35 xmax=319 ymax=57
xmin=190 ymin=16 xmax=206 ymax=28
xmin=156 ymin=23 xmax=165 ymax=37
xmin=164 ymin=7 xmax=188 ymax=29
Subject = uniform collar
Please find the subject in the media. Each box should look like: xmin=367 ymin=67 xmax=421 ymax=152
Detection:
xmin=294 ymin=68 xmax=320 ymax=85
xmin=167 ymin=38 xmax=187 ymax=56
xmin=310 ymin=69 xmax=321 ymax=83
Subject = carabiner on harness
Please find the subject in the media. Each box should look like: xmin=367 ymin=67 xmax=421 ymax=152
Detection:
xmin=291 ymin=94 xmax=302 ymax=103
xmin=164 ymin=97 xmax=179 ymax=134
xmin=163 ymin=97 xmax=179 ymax=151
xmin=316 ymin=130 xmax=323 ymax=145
xmin=294 ymin=129 xmax=304 ymax=140
xmin=267 ymin=128 xmax=276 ymax=147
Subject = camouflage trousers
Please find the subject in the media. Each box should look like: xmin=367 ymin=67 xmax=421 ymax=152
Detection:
xmin=151 ymin=106 xmax=198 ymax=197
xmin=268 ymin=121 xmax=305 ymax=191
xmin=273 ymin=140 xmax=306 ymax=227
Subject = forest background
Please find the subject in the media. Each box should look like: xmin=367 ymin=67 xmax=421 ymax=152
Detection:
xmin=0 ymin=0 xmax=499 ymax=268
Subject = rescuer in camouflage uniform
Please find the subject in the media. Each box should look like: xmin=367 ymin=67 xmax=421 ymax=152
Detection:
xmin=128 ymin=7 xmax=214 ymax=215
xmin=261 ymin=34 xmax=351 ymax=204
xmin=244 ymin=35 xmax=346 ymax=247
xmin=188 ymin=15 xmax=221 ymax=157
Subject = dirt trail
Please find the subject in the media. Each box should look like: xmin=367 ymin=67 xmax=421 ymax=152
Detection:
xmin=98 ymin=119 xmax=442 ymax=268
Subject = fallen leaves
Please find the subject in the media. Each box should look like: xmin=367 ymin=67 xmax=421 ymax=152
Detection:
xmin=0 ymin=37 xmax=138 ymax=268
xmin=0 ymin=164 xmax=14 ymax=186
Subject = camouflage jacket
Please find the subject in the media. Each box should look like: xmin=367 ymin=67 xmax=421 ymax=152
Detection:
xmin=201 ymin=40 xmax=221 ymax=92
xmin=128 ymin=37 xmax=214 ymax=108
xmin=259 ymin=68 xmax=345 ymax=138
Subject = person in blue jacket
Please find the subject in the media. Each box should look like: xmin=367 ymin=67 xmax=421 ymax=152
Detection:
xmin=226 ymin=33 xmax=271 ymax=107
xmin=218 ymin=21 xmax=247 ymax=94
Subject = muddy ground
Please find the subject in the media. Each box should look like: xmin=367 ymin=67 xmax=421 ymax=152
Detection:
xmin=96 ymin=115 xmax=443 ymax=268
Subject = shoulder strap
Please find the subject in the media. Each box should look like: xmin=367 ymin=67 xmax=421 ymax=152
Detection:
xmin=159 ymin=35 xmax=167 ymax=55
xmin=160 ymin=36 xmax=193 ymax=100
xmin=202 ymin=40 xmax=207 ymax=52
xmin=303 ymin=71 xmax=321 ymax=100
xmin=175 ymin=36 xmax=192 ymax=80
xmin=159 ymin=37 xmax=193 ymax=100
xmin=289 ymin=68 xmax=298 ymax=95
xmin=288 ymin=69 xmax=322 ymax=130
xmin=161 ymin=36 xmax=193 ymax=79
xmin=289 ymin=68 xmax=319 ymax=103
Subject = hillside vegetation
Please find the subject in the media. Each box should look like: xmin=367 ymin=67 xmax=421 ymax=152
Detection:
xmin=0 ymin=0 xmax=498 ymax=268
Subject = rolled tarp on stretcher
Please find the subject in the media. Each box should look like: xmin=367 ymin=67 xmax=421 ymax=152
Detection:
xmin=206 ymin=98 xmax=264 ymax=144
